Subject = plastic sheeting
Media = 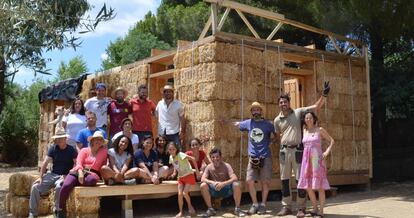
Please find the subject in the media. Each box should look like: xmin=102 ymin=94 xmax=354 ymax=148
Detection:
xmin=38 ymin=74 xmax=88 ymax=103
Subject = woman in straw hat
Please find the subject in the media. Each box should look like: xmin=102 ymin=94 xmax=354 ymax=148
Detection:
xmin=57 ymin=131 xmax=108 ymax=218
xmin=29 ymin=129 xmax=77 ymax=218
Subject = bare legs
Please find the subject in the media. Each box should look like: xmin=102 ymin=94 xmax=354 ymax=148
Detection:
xmin=247 ymin=180 xmax=270 ymax=204
xmin=176 ymin=183 xmax=195 ymax=217
xmin=306 ymin=188 xmax=326 ymax=215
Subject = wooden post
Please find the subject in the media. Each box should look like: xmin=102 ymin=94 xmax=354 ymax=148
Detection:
xmin=211 ymin=3 xmax=218 ymax=34
xmin=364 ymin=45 xmax=373 ymax=179
xmin=122 ymin=199 xmax=133 ymax=218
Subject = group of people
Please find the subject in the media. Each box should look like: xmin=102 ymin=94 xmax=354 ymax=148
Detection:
xmin=29 ymin=81 xmax=334 ymax=218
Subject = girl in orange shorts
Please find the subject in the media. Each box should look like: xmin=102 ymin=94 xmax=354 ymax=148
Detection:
xmin=168 ymin=141 xmax=199 ymax=217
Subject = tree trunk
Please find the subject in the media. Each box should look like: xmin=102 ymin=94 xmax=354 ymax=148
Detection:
xmin=0 ymin=56 xmax=5 ymax=114
xmin=369 ymin=27 xmax=386 ymax=149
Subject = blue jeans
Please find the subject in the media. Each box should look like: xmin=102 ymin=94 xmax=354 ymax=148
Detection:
xmin=208 ymin=183 xmax=233 ymax=198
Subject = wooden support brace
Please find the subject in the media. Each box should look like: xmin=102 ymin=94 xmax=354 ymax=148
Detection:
xmin=217 ymin=7 xmax=231 ymax=31
xmin=122 ymin=199 xmax=133 ymax=218
xmin=211 ymin=3 xmax=218 ymax=34
xmin=198 ymin=14 xmax=212 ymax=40
xmin=328 ymin=35 xmax=343 ymax=54
xmin=352 ymin=42 xmax=362 ymax=57
xmin=235 ymin=9 xmax=261 ymax=39
xmin=267 ymin=22 xmax=283 ymax=40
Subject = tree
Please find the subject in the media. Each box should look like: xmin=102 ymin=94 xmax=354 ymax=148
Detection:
xmin=57 ymin=56 xmax=88 ymax=81
xmin=0 ymin=0 xmax=114 ymax=113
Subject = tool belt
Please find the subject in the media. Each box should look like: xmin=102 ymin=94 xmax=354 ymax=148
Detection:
xmin=249 ymin=156 xmax=265 ymax=169
xmin=281 ymin=143 xmax=304 ymax=150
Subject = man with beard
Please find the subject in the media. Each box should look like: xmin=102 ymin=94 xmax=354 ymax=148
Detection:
xmin=76 ymin=111 xmax=106 ymax=150
xmin=274 ymin=82 xmax=330 ymax=217
xmin=107 ymin=87 xmax=131 ymax=138
xmin=84 ymin=83 xmax=111 ymax=130
xmin=155 ymin=85 xmax=185 ymax=150
xmin=234 ymin=102 xmax=276 ymax=215
xmin=130 ymin=84 xmax=156 ymax=142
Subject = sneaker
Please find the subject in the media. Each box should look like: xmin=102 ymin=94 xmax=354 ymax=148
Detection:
xmin=296 ymin=208 xmax=306 ymax=217
xmin=205 ymin=207 xmax=216 ymax=217
xmin=257 ymin=205 xmax=266 ymax=215
xmin=277 ymin=207 xmax=292 ymax=216
xmin=107 ymin=178 xmax=115 ymax=186
xmin=234 ymin=208 xmax=246 ymax=217
xmin=56 ymin=210 xmax=66 ymax=218
xmin=124 ymin=179 xmax=136 ymax=185
xmin=248 ymin=204 xmax=259 ymax=215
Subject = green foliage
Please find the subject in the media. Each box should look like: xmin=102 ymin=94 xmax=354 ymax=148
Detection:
xmin=0 ymin=80 xmax=47 ymax=166
xmin=57 ymin=56 xmax=88 ymax=81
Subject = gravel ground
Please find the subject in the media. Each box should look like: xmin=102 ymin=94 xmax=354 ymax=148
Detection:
xmin=1 ymin=166 xmax=413 ymax=218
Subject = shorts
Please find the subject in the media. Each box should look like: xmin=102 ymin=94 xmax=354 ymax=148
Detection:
xmin=246 ymin=157 xmax=272 ymax=181
xmin=208 ymin=183 xmax=233 ymax=198
xmin=178 ymin=173 xmax=196 ymax=185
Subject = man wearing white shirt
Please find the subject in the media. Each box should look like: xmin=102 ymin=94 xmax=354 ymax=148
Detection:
xmin=155 ymin=85 xmax=185 ymax=150
xmin=84 ymin=83 xmax=111 ymax=130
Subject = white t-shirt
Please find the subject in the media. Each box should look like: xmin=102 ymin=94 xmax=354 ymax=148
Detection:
xmin=112 ymin=131 xmax=139 ymax=147
xmin=155 ymin=99 xmax=184 ymax=135
xmin=62 ymin=113 xmax=87 ymax=141
xmin=84 ymin=97 xmax=111 ymax=128
xmin=108 ymin=148 xmax=131 ymax=170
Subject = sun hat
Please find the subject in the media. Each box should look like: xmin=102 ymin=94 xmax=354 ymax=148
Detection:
xmin=87 ymin=131 xmax=108 ymax=145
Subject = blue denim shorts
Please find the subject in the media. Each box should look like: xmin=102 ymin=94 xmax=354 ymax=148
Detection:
xmin=208 ymin=183 xmax=233 ymax=198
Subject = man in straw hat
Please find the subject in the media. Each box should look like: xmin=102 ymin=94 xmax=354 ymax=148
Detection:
xmin=234 ymin=101 xmax=276 ymax=215
xmin=130 ymin=84 xmax=156 ymax=142
xmin=107 ymin=86 xmax=132 ymax=138
xmin=84 ymin=83 xmax=111 ymax=129
xmin=274 ymin=81 xmax=330 ymax=217
xmin=29 ymin=129 xmax=77 ymax=218
xmin=155 ymin=84 xmax=185 ymax=150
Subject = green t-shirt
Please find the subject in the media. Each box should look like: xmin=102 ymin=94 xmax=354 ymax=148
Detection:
xmin=169 ymin=152 xmax=193 ymax=178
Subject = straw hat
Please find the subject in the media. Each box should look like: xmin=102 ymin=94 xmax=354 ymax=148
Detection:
xmin=87 ymin=131 xmax=108 ymax=145
xmin=161 ymin=85 xmax=174 ymax=93
xmin=249 ymin=102 xmax=265 ymax=112
xmin=111 ymin=87 xmax=128 ymax=99
xmin=51 ymin=129 xmax=69 ymax=139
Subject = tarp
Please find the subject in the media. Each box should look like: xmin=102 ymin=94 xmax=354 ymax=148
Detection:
xmin=38 ymin=74 xmax=88 ymax=103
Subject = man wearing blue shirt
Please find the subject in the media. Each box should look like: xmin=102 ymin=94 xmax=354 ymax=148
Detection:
xmin=234 ymin=102 xmax=276 ymax=215
xmin=76 ymin=111 xmax=106 ymax=150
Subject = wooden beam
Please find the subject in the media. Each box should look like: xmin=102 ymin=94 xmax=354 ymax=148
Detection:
xmin=211 ymin=3 xmax=218 ymax=34
xmin=274 ymin=38 xmax=283 ymax=43
xmin=328 ymin=35 xmax=343 ymax=54
xmin=149 ymin=69 xmax=175 ymax=78
xmin=235 ymin=9 xmax=261 ymax=39
xmin=204 ymin=0 xmax=363 ymax=46
xmin=217 ymin=7 xmax=231 ymax=31
xmin=198 ymin=14 xmax=212 ymax=40
xmin=267 ymin=22 xmax=283 ymax=40
xmin=304 ymin=44 xmax=315 ymax=49
xmin=352 ymin=42 xmax=362 ymax=57
xmin=364 ymin=45 xmax=373 ymax=179
xmin=282 ymin=67 xmax=313 ymax=76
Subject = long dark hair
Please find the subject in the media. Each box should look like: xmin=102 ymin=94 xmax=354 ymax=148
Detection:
xmin=155 ymin=135 xmax=168 ymax=150
xmin=70 ymin=98 xmax=86 ymax=115
xmin=302 ymin=110 xmax=318 ymax=128
xmin=112 ymin=135 xmax=133 ymax=155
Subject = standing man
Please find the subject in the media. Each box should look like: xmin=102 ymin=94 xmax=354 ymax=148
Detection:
xmin=274 ymin=82 xmax=330 ymax=217
xmin=76 ymin=111 xmax=107 ymax=150
xmin=130 ymin=84 xmax=156 ymax=142
xmin=107 ymin=87 xmax=131 ymax=138
xmin=200 ymin=148 xmax=246 ymax=217
xmin=29 ymin=130 xmax=77 ymax=218
xmin=84 ymin=83 xmax=111 ymax=130
xmin=234 ymin=102 xmax=276 ymax=215
xmin=155 ymin=85 xmax=185 ymax=150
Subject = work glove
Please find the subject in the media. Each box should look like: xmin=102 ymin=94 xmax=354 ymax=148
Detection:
xmin=322 ymin=81 xmax=330 ymax=97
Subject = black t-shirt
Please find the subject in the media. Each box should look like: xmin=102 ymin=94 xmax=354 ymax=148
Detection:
xmin=47 ymin=144 xmax=77 ymax=175
xmin=134 ymin=149 xmax=159 ymax=172
xmin=156 ymin=149 xmax=170 ymax=166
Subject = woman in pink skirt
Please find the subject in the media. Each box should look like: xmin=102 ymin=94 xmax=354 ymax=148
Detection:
xmin=298 ymin=111 xmax=334 ymax=217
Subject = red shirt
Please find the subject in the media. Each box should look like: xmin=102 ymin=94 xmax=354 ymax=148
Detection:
xmin=107 ymin=101 xmax=131 ymax=136
xmin=130 ymin=98 xmax=156 ymax=132
xmin=185 ymin=150 xmax=206 ymax=169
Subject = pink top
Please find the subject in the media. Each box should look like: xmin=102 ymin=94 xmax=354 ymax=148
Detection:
xmin=71 ymin=146 xmax=108 ymax=180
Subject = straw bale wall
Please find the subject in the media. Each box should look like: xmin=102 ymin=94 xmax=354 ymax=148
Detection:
xmin=66 ymin=190 xmax=100 ymax=217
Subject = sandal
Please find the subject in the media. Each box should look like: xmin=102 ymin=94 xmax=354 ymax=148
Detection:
xmin=309 ymin=209 xmax=319 ymax=216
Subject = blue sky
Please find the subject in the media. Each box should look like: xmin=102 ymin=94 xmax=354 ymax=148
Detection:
xmin=15 ymin=0 xmax=161 ymax=86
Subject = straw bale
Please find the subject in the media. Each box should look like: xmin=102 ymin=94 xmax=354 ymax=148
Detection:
xmin=67 ymin=213 xmax=99 ymax=218
xmin=5 ymin=192 xmax=11 ymax=213
xmin=10 ymin=195 xmax=29 ymax=217
xmin=9 ymin=173 xmax=39 ymax=196
xmin=67 ymin=192 xmax=100 ymax=215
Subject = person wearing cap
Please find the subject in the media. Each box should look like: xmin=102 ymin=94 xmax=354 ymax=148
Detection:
xmin=233 ymin=102 xmax=276 ymax=215
xmin=57 ymin=131 xmax=108 ymax=218
xmin=130 ymin=84 xmax=156 ymax=142
xmin=155 ymin=84 xmax=185 ymax=150
xmin=29 ymin=130 xmax=77 ymax=218
xmin=75 ymin=111 xmax=107 ymax=150
xmin=107 ymin=87 xmax=132 ymax=138
xmin=84 ymin=83 xmax=111 ymax=129
xmin=274 ymin=81 xmax=330 ymax=217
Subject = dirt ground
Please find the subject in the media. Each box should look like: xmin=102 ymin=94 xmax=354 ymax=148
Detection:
xmin=1 ymin=166 xmax=413 ymax=218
